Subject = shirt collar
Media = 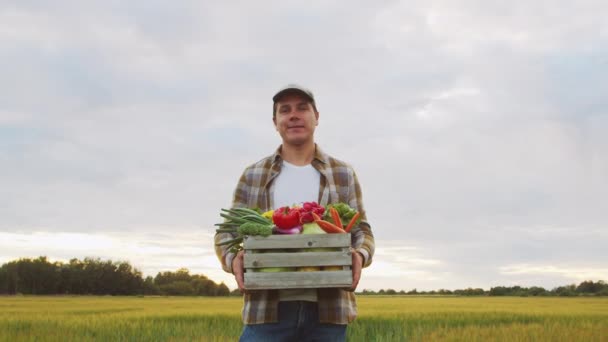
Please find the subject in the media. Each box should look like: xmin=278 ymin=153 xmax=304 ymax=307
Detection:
xmin=271 ymin=143 xmax=328 ymax=166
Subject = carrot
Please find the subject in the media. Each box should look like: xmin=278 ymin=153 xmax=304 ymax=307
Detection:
xmin=315 ymin=220 xmax=347 ymax=234
xmin=329 ymin=207 xmax=343 ymax=228
xmin=344 ymin=212 xmax=360 ymax=232
xmin=311 ymin=212 xmax=323 ymax=221
xmin=311 ymin=212 xmax=346 ymax=233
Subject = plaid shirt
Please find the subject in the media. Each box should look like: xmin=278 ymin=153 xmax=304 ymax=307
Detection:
xmin=214 ymin=144 xmax=375 ymax=324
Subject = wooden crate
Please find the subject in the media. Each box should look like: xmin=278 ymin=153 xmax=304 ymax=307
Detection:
xmin=243 ymin=233 xmax=352 ymax=290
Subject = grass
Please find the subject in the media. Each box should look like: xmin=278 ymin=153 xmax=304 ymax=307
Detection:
xmin=0 ymin=295 xmax=606 ymax=341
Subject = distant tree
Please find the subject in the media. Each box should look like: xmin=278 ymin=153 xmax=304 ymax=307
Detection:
xmin=191 ymin=276 xmax=215 ymax=296
xmin=155 ymin=268 xmax=192 ymax=287
xmin=576 ymin=280 xmax=604 ymax=294
xmin=215 ymin=282 xmax=230 ymax=296
xmin=489 ymin=286 xmax=508 ymax=296
xmin=456 ymin=288 xmax=485 ymax=296
xmin=0 ymin=265 xmax=7 ymax=294
xmin=66 ymin=258 xmax=86 ymax=294
xmin=472 ymin=288 xmax=486 ymax=296
xmin=5 ymin=261 xmax=19 ymax=294
xmin=117 ymin=262 xmax=144 ymax=295
xmin=510 ymin=286 xmax=524 ymax=296
xmin=30 ymin=257 xmax=57 ymax=294
xmin=0 ymin=257 xmax=59 ymax=294
xmin=528 ymin=286 xmax=547 ymax=296
xmin=553 ymin=285 xmax=577 ymax=297
xmin=82 ymin=257 xmax=105 ymax=294
xmin=160 ymin=280 xmax=195 ymax=295
xmin=143 ymin=276 xmax=160 ymax=295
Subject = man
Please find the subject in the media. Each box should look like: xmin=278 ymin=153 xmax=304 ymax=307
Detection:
xmin=214 ymin=84 xmax=375 ymax=341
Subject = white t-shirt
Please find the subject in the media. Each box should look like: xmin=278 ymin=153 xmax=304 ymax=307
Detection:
xmin=273 ymin=160 xmax=320 ymax=208
xmin=273 ymin=160 xmax=320 ymax=302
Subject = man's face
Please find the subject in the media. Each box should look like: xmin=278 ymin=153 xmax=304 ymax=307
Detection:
xmin=273 ymin=93 xmax=319 ymax=147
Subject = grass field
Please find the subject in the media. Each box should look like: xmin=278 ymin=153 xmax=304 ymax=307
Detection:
xmin=0 ymin=295 xmax=606 ymax=341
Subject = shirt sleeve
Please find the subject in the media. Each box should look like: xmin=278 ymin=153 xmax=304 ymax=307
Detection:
xmin=214 ymin=170 xmax=249 ymax=274
xmin=348 ymin=169 xmax=375 ymax=268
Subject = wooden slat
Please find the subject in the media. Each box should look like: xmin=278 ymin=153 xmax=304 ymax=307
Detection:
xmin=244 ymin=270 xmax=353 ymax=290
xmin=242 ymin=234 xmax=353 ymax=289
xmin=244 ymin=251 xmax=351 ymax=268
xmin=243 ymin=233 xmax=350 ymax=250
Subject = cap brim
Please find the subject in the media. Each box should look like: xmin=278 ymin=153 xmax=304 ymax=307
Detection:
xmin=272 ymin=87 xmax=314 ymax=103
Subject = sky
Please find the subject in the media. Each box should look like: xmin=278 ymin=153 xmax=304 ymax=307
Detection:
xmin=1 ymin=1 xmax=607 ymax=291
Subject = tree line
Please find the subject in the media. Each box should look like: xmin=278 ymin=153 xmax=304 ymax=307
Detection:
xmin=0 ymin=256 xmax=230 ymax=296
xmin=359 ymin=280 xmax=608 ymax=297
xmin=2 ymin=256 xmax=606 ymax=297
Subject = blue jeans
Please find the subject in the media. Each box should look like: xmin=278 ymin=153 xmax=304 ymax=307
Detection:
xmin=239 ymin=301 xmax=347 ymax=342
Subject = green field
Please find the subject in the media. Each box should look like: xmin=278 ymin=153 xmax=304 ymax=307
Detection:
xmin=0 ymin=296 xmax=606 ymax=341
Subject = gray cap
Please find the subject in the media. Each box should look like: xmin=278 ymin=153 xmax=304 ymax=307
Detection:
xmin=272 ymin=84 xmax=315 ymax=103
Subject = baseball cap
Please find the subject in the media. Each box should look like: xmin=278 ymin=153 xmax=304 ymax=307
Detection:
xmin=272 ymin=84 xmax=315 ymax=103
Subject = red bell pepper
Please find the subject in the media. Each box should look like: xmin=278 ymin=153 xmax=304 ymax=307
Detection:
xmin=272 ymin=206 xmax=301 ymax=229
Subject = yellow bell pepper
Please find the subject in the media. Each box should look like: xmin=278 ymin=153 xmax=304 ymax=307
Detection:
xmin=261 ymin=210 xmax=274 ymax=221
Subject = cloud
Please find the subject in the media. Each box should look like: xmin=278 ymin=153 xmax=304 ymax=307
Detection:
xmin=1 ymin=1 xmax=607 ymax=291
xmin=358 ymin=243 xmax=447 ymax=290
xmin=500 ymin=264 xmax=608 ymax=284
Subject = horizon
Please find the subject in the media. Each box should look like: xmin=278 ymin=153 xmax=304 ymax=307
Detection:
xmin=3 ymin=254 xmax=604 ymax=293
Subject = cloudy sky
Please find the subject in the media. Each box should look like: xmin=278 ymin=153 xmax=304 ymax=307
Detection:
xmin=1 ymin=1 xmax=607 ymax=291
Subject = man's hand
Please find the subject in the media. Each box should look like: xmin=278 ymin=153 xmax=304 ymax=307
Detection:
xmin=232 ymin=250 xmax=248 ymax=294
xmin=349 ymin=249 xmax=363 ymax=292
